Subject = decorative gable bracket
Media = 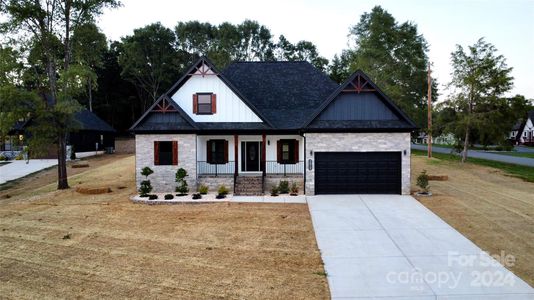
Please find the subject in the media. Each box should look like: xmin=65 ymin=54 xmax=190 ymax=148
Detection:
xmin=190 ymin=59 xmax=218 ymax=77
xmin=342 ymin=74 xmax=376 ymax=93
xmin=153 ymin=98 xmax=177 ymax=113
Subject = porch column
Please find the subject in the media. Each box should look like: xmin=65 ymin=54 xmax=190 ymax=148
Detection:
xmin=262 ymin=134 xmax=266 ymax=176
xmin=234 ymin=134 xmax=238 ymax=176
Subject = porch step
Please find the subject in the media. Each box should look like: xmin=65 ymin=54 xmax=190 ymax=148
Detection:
xmin=234 ymin=176 xmax=263 ymax=196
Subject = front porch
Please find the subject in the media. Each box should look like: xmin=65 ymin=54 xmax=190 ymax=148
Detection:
xmin=196 ymin=134 xmax=305 ymax=195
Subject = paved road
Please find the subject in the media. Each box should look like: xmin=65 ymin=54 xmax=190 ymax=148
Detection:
xmin=412 ymin=144 xmax=534 ymax=167
xmin=0 ymin=159 xmax=57 ymax=185
xmin=307 ymin=195 xmax=534 ymax=299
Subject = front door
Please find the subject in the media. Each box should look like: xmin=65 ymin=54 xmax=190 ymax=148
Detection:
xmin=241 ymin=141 xmax=261 ymax=172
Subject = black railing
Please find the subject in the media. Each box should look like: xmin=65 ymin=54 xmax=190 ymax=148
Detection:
xmin=197 ymin=161 xmax=235 ymax=176
xmin=265 ymin=161 xmax=304 ymax=176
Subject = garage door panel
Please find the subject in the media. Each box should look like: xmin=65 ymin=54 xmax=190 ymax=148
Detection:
xmin=315 ymin=152 xmax=401 ymax=194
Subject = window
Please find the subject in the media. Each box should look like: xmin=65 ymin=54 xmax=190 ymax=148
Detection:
xmin=207 ymin=140 xmax=227 ymax=164
xmin=193 ymin=93 xmax=216 ymax=115
xmin=277 ymin=139 xmax=299 ymax=164
xmin=154 ymin=141 xmax=177 ymax=165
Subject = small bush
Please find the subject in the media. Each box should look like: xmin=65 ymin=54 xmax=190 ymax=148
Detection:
xmin=141 ymin=166 xmax=154 ymax=178
xmin=278 ymin=180 xmax=289 ymax=194
xmin=217 ymin=185 xmax=229 ymax=196
xmin=271 ymin=186 xmax=279 ymax=196
xmin=216 ymin=194 xmax=226 ymax=199
xmin=192 ymin=193 xmax=202 ymax=200
xmin=416 ymin=170 xmax=430 ymax=193
xmin=148 ymin=194 xmax=158 ymax=200
xmin=290 ymin=182 xmax=299 ymax=195
xmin=139 ymin=180 xmax=153 ymax=196
xmin=0 ymin=154 xmax=7 ymax=161
xmin=164 ymin=194 xmax=174 ymax=200
xmin=198 ymin=184 xmax=209 ymax=194
xmin=15 ymin=153 xmax=23 ymax=160
xmin=175 ymin=168 xmax=189 ymax=195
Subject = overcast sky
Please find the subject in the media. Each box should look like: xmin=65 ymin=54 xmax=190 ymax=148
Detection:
xmin=98 ymin=0 xmax=534 ymax=100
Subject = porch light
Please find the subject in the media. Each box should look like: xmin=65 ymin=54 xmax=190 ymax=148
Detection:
xmin=19 ymin=135 xmax=24 ymax=141
xmin=267 ymin=140 xmax=270 ymax=145
xmin=403 ymin=150 xmax=407 ymax=156
xmin=309 ymin=150 xmax=313 ymax=156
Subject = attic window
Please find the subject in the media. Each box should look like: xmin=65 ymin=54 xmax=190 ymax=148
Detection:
xmin=193 ymin=93 xmax=217 ymax=115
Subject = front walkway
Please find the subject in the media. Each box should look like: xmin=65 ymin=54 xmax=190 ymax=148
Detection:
xmin=307 ymin=195 xmax=534 ymax=299
xmin=0 ymin=159 xmax=57 ymax=185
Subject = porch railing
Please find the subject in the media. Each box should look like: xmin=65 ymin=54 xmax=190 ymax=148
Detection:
xmin=265 ymin=161 xmax=304 ymax=176
xmin=197 ymin=161 xmax=235 ymax=176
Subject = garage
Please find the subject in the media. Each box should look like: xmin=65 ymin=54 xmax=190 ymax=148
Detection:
xmin=314 ymin=152 xmax=402 ymax=194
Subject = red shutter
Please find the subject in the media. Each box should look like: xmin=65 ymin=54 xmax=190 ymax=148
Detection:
xmin=154 ymin=141 xmax=160 ymax=165
xmin=224 ymin=140 xmax=229 ymax=163
xmin=207 ymin=140 xmax=212 ymax=163
xmin=211 ymin=94 xmax=217 ymax=113
xmin=192 ymin=94 xmax=198 ymax=114
xmin=172 ymin=141 xmax=178 ymax=165
xmin=277 ymin=140 xmax=282 ymax=163
xmin=294 ymin=140 xmax=299 ymax=163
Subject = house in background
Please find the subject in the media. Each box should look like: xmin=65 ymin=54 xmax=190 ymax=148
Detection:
xmin=3 ymin=109 xmax=115 ymax=159
xmin=511 ymin=111 xmax=534 ymax=145
xmin=130 ymin=57 xmax=416 ymax=196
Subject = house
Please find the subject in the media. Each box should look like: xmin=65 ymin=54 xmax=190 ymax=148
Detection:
xmin=4 ymin=109 xmax=116 ymax=158
xmin=512 ymin=111 xmax=534 ymax=145
xmin=130 ymin=57 xmax=417 ymax=195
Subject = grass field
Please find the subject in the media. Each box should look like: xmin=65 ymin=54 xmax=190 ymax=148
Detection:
xmin=412 ymin=149 xmax=534 ymax=182
xmin=0 ymin=155 xmax=329 ymax=299
xmin=412 ymin=155 xmax=534 ymax=286
xmin=493 ymin=151 xmax=534 ymax=159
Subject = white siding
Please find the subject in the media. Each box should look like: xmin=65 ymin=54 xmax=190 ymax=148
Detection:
xmin=171 ymin=68 xmax=262 ymax=123
xmin=518 ymin=118 xmax=533 ymax=143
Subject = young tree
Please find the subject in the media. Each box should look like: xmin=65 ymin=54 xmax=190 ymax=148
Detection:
xmin=447 ymin=38 xmax=513 ymax=162
xmin=343 ymin=6 xmax=437 ymax=127
xmin=0 ymin=0 xmax=120 ymax=189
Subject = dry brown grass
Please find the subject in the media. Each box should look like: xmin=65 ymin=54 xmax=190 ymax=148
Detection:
xmin=0 ymin=155 xmax=328 ymax=299
xmin=412 ymin=155 xmax=534 ymax=286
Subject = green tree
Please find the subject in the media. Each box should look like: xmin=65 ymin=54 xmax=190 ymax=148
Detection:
xmin=0 ymin=0 xmax=120 ymax=189
xmin=342 ymin=6 xmax=436 ymax=128
xmin=119 ymin=22 xmax=186 ymax=111
xmin=447 ymin=38 xmax=513 ymax=162
xmin=275 ymin=35 xmax=329 ymax=71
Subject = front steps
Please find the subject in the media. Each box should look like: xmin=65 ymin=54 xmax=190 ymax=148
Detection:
xmin=234 ymin=175 xmax=263 ymax=196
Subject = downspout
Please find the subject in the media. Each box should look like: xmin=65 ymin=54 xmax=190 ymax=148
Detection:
xmin=300 ymin=131 xmax=306 ymax=195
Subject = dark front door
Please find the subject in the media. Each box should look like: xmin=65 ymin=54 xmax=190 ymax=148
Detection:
xmin=315 ymin=152 xmax=402 ymax=194
xmin=242 ymin=142 xmax=260 ymax=172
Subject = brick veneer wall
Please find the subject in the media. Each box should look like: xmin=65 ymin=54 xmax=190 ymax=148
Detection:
xmin=135 ymin=134 xmax=196 ymax=192
xmin=304 ymin=132 xmax=411 ymax=195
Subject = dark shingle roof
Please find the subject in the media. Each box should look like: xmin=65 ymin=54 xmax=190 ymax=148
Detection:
xmin=512 ymin=120 xmax=523 ymax=131
xmin=74 ymin=109 xmax=115 ymax=132
xmin=222 ymin=61 xmax=339 ymax=129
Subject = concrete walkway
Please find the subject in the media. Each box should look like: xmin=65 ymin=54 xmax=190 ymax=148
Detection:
xmin=308 ymin=195 xmax=534 ymax=299
xmin=0 ymin=159 xmax=57 ymax=185
xmin=412 ymin=144 xmax=534 ymax=167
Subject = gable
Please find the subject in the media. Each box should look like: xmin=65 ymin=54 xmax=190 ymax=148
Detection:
xmin=304 ymin=71 xmax=417 ymax=131
xmin=170 ymin=62 xmax=263 ymax=123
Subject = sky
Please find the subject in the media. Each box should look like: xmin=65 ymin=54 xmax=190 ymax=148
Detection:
xmin=98 ymin=0 xmax=534 ymax=101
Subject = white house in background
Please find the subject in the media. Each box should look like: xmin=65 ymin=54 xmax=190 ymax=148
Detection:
xmin=130 ymin=57 xmax=417 ymax=196
xmin=512 ymin=111 xmax=534 ymax=145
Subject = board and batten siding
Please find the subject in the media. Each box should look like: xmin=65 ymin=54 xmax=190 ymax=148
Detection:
xmin=171 ymin=67 xmax=262 ymax=123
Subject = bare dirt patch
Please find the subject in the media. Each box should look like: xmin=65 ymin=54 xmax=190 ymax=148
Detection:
xmin=0 ymin=155 xmax=328 ymax=299
xmin=412 ymin=155 xmax=534 ymax=286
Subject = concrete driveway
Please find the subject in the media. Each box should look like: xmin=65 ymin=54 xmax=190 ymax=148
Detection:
xmin=0 ymin=159 xmax=57 ymax=185
xmin=308 ymin=195 xmax=534 ymax=299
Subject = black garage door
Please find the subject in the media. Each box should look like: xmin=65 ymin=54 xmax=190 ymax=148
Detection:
xmin=315 ymin=152 xmax=401 ymax=194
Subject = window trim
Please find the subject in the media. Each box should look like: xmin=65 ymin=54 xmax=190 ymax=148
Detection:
xmin=207 ymin=139 xmax=227 ymax=164
xmin=196 ymin=92 xmax=213 ymax=115
xmin=278 ymin=139 xmax=298 ymax=164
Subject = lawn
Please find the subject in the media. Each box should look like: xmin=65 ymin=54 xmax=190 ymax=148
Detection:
xmin=412 ymin=154 xmax=534 ymax=286
xmin=492 ymin=151 xmax=534 ymax=159
xmin=412 ymin=149 xmax=534 ymax=182
xmin=0 ymin=155 xmax=329 ymax=299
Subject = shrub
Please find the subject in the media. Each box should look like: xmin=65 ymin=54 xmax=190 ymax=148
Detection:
xmin=217 ymin=185 xmax=229 ymax=196
xmin=192 ymin=193 xmax=202 ymax=200
xmin=290 ymin=182 xmax=299 ymax=195
xmin=216 ymin=194 xmax=226 ymax=199
xmin=138 ymin=166 xmax=154 ymax=196
xmin=278 ymin=180 xmax=289 ymax=194
xmin=0 ymin=154 xmax=7 ymax=161
xmin=198 ymin=184 xmax=209 ymax=194
xmin=15 ymin=153 xmax=23 ymax=160
xmin=175 ymin=168 xmax=189 ymax=195
xmin=70 ymin=145 xmax=76 ymax=160
xmin=271 ymin=186 xmax=279 ymax=196
xmin=416 ymin=170 xmax=430 ymax=193
xmin=164 ymin=194 xmax=174 ymax=200
xmin=148 ymin=194 xmax=158 ymax=200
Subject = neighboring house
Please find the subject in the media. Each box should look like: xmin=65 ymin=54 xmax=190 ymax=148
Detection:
xmin=512 ymin=111 xmax=534 ymax=145
xmin=130 ymin=57 xmax=417 ymax=195
xmin=6 ymin=109 xmax=116 ymax=158
xmin=434 ymin=133 xmax=456 ymax=145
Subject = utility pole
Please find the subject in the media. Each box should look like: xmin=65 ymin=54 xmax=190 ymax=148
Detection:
xmin=427 ymin=64 xmax=432 ymax=158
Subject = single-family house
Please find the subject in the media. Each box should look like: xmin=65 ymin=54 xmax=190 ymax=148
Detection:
xmin=513 ymin=111 xmax=534 ymax=145
xmin=130 ymin=57 xmax=417 ymax=195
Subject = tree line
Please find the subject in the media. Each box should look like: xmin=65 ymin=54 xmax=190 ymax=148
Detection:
xmin=1 ymin=3 xmax=531 ymax=189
